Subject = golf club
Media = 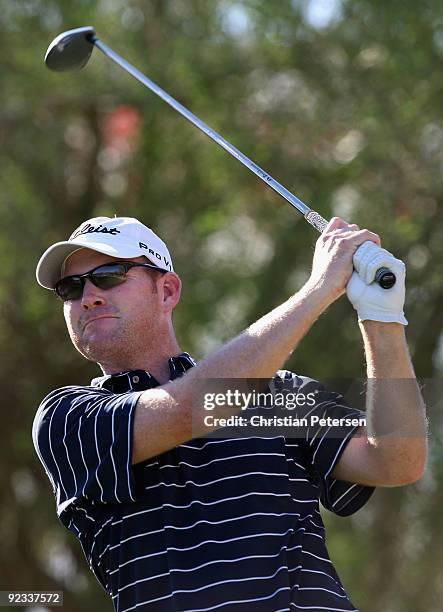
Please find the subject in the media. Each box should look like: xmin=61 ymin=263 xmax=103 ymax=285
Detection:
xmin=45 ymin=26 xmax=396 ymax=289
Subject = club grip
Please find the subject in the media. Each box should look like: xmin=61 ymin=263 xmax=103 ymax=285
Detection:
xmin=374 ymin=267 xmax=396 ymax=289
xmin=304 ymin=211 xmax=397 ymax=289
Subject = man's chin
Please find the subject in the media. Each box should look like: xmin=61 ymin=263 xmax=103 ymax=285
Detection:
xmin=75 ymin=339 xmax=113 ymax=363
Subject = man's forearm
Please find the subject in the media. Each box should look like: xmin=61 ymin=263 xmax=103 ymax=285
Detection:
xmin=361 ymin=321 xmax=428 ymax=482
xmin=132 ymin=281 xmax=332 ymax=463
xmin=132 ymin=218 xmax=389 ymax=464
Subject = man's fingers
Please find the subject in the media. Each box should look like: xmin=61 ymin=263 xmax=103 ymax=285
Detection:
xmin=349 ymin=229 xmax=381 ymax=248
xmin=324 ymin=217 xmax=358 ymax=233
xmin=319 ymin=228 xmax=380 ymax=250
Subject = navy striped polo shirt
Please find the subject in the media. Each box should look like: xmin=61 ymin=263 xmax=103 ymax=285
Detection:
xmin=32 ymin=353 xmax=374 ymax=611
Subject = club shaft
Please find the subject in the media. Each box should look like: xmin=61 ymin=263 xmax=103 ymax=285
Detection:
xmin=89 ymin=35 xmax=394 ymax=288
xmin=92 ymin=37 xmax=314 ymax=219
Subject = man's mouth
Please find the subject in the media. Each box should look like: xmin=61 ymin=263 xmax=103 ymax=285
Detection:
xmin=83 ymin=315 xmax=118 ymax=330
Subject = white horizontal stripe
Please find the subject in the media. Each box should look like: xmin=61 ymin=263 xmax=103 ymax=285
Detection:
xmin=112 ymin=493 xmax=291 ymax=528
xmin=161 ymin=491 xmax=291 ymax=511
xmin=119 ymin=591 xmax=173 ymax=612
xmin=112 ymin=505 xmax=163 ymax=526
xmin=162 ymin=511 xmax=301 ymax=532
xmin=109 ymin=527 xmax=165 ymax=550
xmin=286 ymin=544 xmax=302 ymax=553
xmin=308 ymin=518 xmax=324 ymax=530
xmin=303 ymin=531 xmax=323 ymax=541
xmin=180 ymin=436 xmax=282 ymax=451
xmin=166 ymin=545 xmax=290 ymax=574
xmin=105 ymin=518 xmax=299 ymax=558
xmin=288 ymin=564 xmax=302 ymax=573
xmin=144 ymin=471 xmax=288 ymax=490
xmin=114 ymin=565 xmax=290 ymax=599
xmin=166 ymin=528 xmax=294 ymax=553
xmin=171 ymin=564 xmax=288 ymax=595
xmin=186 ymin=585 xmax=290 ymax=611
xmin=112 ymin=570 xmax=171 ymax=596
xmin=298 ymin=586 xmax=348 ymax=598
xmin=290 ymin=605 xmax=357 ymax=611
xmin=302 ymin=550 xmax=332 ymax=564
xmin=158 ymin=451 xmax=285 ymax=470
xmin=144 ymin=482 xmax=163 ymax=492
xmin=109 ymin=549 xmax=167 ymax=575
xmin=111 ymin=547 xmax=292 ymax=584
xmin=300 ymin=568 xmax=340 ymax=584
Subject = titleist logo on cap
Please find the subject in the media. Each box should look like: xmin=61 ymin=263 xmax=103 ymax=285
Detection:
xmin=71 ymin=223 xmax=121 ymax=239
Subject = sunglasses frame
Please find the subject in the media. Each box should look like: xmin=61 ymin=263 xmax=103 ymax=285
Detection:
xmin=54 ymin=260 xmax=168 ymax=301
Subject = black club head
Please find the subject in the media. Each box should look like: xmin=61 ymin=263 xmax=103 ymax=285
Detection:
xmin=45 ymin=26 xmax=96 ymax=72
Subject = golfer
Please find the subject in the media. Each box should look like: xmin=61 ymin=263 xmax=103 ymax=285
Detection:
xmin=33 ymin=215 xmax=427 ymax=611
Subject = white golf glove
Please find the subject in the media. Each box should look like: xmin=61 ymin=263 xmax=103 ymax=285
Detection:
xmin=346 ymin=240 xmax=408 ymax=325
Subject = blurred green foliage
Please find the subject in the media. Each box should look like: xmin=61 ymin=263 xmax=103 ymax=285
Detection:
xmin=1 ymin=1 xmax=442 ymax=610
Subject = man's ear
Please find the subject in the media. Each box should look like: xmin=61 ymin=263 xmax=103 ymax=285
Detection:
xmin=159 ymin=272 xmax=182 ymax=313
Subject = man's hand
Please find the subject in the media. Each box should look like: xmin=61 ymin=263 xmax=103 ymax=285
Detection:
xmin=308 ymin=217 xmax=380 ymax=302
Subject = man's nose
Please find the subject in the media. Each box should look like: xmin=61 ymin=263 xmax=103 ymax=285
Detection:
xmin=81 ymin=279 xmax=107 ymax=309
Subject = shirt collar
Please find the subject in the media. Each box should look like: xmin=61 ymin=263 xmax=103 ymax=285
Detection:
xmin=90 ymin=352 xmax=197 ymax=393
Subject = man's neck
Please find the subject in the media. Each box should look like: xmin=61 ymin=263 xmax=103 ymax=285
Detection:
xmin=98 ymin=343 xmax=183 ymax=384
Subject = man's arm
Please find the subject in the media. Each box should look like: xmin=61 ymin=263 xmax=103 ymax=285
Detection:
xmin=132 ymin=219 xmax=383 ymax=464
xmin=132 ymin=280 xmax=332 ymax=464
xmin=132 ymin=217 xmax=427 ymax=472
xmin=331 ymin=322 xmax=428 ymax=486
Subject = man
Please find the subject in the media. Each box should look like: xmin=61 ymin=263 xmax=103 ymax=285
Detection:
xmin=33 ymin=215 xmax=427 ymax=612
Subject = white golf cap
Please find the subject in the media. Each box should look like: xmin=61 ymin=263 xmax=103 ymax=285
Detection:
xmin=36 ymin=216 xmax=173 ymax=289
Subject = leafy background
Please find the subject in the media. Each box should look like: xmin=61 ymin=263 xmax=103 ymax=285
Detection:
xmin=1 ymin=0 xmax=442 ymax=610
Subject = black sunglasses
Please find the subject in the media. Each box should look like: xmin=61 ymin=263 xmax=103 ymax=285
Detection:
xmin=54 ymin=261 xmax=168 ymax=301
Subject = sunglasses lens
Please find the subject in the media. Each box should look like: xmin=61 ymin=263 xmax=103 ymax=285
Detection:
xmin=55 ymin=277 xmax=84 ymax=301
xmin=91 ymin=263 xmax=128 ymax=289
xmin=55 ymin=263 xmax=130 ymax=301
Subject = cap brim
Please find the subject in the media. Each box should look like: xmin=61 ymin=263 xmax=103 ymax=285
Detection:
xmin=36 ymin=240 xmax=143 ymax=289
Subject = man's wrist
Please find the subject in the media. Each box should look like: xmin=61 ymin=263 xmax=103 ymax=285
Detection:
xmin=360 ymin=320 xmax=407 ymax=352
xmin=360 ymin=320 xmax=406 ymax=334
xmin=300 ymin=277 xmax=341 ymax=311
xmin=357 ymin=311 xmax=408 ymax=326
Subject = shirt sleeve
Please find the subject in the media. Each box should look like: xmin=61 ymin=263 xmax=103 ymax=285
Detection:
xmin=32 ymin=385 xmax=144 ymax=521
xmin=276 ymin=371 xmax=375 ymax=517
